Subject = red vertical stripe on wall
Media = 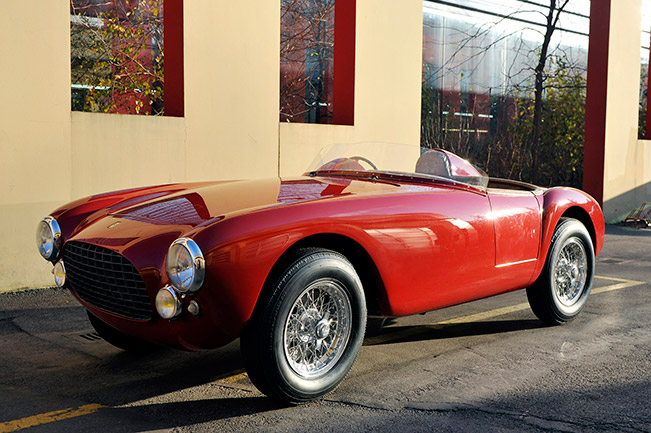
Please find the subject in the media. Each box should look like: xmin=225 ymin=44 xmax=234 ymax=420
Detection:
xmin=583 ymin=0 xmax=610 ymax=205
xmin=333 ymin=0 xmax=356 ymax=125
xmin=646 ymin=30 xmax=651 ymax=139
xmin=164 ymin=0 xmax=184 ymax=117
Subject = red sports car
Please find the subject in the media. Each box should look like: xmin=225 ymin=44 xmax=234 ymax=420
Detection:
xmin=36 ymin=143 xmax=604 ymax=403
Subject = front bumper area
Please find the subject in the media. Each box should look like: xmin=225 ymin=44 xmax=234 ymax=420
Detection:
xmin=70 ymin=287 xmax=238 ymax=351
xmin=62 ymin=238 xmax=239 ymax=351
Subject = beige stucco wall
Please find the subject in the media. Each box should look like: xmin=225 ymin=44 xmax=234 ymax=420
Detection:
xmin=70 ymin=113 xmax=187 ymax=197
xmin=0 ymin=1 xmax=73 ymax=290
xmin=0 ymin=0 xmax=423 ymax=292
xmin=279 ymin=0 xmax=423 ymax=176
xmin=602 ymin=0 xmax=651 ymax=222
xmin=0 ymin=0 xmax=281 ymax=292
xmin=2 ymin=0 xmax=647 ymax=291
xmin=183 ymin=1 xmax=280 ymax=182
xmin=0 ymin=0 xmax=424 ymax=292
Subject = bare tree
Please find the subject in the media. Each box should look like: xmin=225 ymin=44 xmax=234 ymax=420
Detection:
xmin=530 ymin=0 xmax=571 ymax=180
xmin=421 ymin=0 xmax=587 ymax=186
xmin=280 ymin=0 xmax=335 ymax=123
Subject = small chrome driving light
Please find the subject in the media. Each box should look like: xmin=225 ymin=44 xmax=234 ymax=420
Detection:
xmin=52 ymin=260 xmax=66 ymax=288
xmin=166 ymin=238 xmax=205 ymax=293
xmin=36 ymin=217 xmax=62 ymax=262
xmin=155 ymin=286 xmax=182 ymax=319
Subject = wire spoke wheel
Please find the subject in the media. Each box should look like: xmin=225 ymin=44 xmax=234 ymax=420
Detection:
xmin=241 ymin=248 xmax=366 ymax=404
xmin=526 ymin=218 xmax=595 ymax=325
xmin=284 ymin=278 xmax=352 ymax=378
xmin=553 ymin=238 xmax=587 ymax=307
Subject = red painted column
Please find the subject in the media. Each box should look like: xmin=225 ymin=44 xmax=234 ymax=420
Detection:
xmin=646 ymin=30 xmax=651 ymax=139
xmin=333 ymin=0 xmax=356 ymax=125
xmin=164 ymin=0 xmax=184 ymax=117
xmin=583 ymin=0 xmax=610 ymax=205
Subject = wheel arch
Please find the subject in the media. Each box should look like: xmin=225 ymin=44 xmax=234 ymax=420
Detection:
xmin=254 ymin=233 xmax=389 ymax=319
xmin=560 ymin=206 xmax=597 ymax=253
xmin=531 ymin=187 xmax=605 ymax=285
xmin=540 ymin=187 xmax=605 ymax=256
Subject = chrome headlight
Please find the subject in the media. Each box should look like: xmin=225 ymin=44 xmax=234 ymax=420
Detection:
xmin=156 ymin=286 xmax=182 ymax=319
xmin=53 ymin=260 xmax=66 ymax=288
xmin=36 ymin=217 xmax=62 ymax=262
xmin=166 ymin=237 xmax=205 ymax=293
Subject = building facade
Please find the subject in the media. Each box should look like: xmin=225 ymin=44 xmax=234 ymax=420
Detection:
xmin=0 ymin=0 xmax=647 ymax=291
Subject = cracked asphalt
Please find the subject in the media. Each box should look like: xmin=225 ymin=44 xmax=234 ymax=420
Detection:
xmin=0 ymin=225 xmax=649 ymax=432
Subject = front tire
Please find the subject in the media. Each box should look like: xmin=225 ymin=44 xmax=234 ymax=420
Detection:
xmin=527 ymin=218 xmax=595 ymax=325
xmin=241 ymin=249 xmax=367 ymax=404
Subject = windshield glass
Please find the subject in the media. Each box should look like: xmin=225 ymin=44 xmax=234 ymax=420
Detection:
xmin=306 ymin=142 xmax=488 ymax=190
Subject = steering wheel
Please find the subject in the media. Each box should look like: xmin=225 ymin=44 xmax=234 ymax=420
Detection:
xmin=349 ymin=156 xmax=378 ymax=170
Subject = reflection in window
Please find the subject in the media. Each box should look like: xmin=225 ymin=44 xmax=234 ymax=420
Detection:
xmin=421 ymin=1 xmax=589 ymax=188
xmin=280 ymin=0 xmax=335 ymax=124
xmin=640 ymin=52 xmax=648 ymax=139
xmin=70 ymin=0 xmax=164 ymax=115
xmin=639 ymin=1 xmax=651 ymax=139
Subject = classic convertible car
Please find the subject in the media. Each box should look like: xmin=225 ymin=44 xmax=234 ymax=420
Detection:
xmin=36 ymin=143 xmax=604 ymax=404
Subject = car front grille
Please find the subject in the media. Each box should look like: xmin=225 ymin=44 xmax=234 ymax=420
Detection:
xmin=64 ymin=241 xmax=152 ymax=320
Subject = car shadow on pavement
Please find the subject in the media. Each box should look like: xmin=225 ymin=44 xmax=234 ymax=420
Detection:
xmin=0 ymin=300 xmax=276 ymax=419
xmin=115 ymin=397 xmax=284 ymax=427
xmin=55 ymin=397 xmax=288 ymax=432
xmin=73 ymin=345 xmax=252 ymax=404
xmin=365 ymin=319 xmax=544 ymax=346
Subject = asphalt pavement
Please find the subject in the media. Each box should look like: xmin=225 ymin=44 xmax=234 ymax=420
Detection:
xmin=0 ymin=224 xmax=649 ymax=432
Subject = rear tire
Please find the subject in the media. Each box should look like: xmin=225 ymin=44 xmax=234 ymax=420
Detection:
xmin=241 ymin=248 xmax=367 ymax=404
xmin=527 ymin=218 xmax=595 ymax=325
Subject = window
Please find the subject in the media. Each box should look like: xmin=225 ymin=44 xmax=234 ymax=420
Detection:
xmin=70 ymin=0 xmax=183 ymax=116
xmin=280 ymin=0 xmax=355 ymax=125
xmin=422 ymin=0 xmax=589 ymax=188
xmin=638 ymin=0 xmax=651 ymax=139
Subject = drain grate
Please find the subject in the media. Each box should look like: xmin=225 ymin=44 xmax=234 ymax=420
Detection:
xmin=79 ymin=332 xmax=103 ymax=342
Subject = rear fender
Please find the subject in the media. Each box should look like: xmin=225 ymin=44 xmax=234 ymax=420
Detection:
xmin=530 ymin=187 xmax=605 ymax=284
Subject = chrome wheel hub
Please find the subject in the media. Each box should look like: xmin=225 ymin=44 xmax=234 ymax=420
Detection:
xmin=553 ymin=238 xmax=587 ymax=307
xmin=316 ymin=319 xmax=331 ymax=340
xmin=297 ymin=309 xmax=320 ymax=343
xmin=284 ymin=279 xmax=352 ymax=378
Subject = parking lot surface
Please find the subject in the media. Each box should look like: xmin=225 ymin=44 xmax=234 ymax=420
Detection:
xmin=0 ymin=225 xmax=649 ymax=432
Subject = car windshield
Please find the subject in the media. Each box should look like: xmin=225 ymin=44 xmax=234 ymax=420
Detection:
xmin=306 ymin=142 xmax=489 ymax=190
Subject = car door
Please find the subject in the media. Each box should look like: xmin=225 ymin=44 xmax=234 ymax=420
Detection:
xmin=364 ymin=183 xmax=497 ymax=316
xmin=487 ymin=187 xmax=542 ymax=285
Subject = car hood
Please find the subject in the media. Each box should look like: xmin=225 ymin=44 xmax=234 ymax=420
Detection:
xmin=64 ymin=176 xmax=401 ymax=269
xmin=108 ymin=176 xmax=402 ymax=228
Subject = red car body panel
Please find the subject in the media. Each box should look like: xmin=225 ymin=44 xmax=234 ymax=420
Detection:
xmin=51 ymin=174 xmax=604 ymax=351
xmin=533 ymin=186 xmax=605 ymax=280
